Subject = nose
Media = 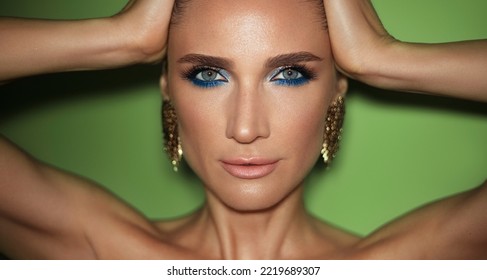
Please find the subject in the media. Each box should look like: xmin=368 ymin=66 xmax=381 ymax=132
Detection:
xmin=225 ymin=85 xmax=270 ymax=144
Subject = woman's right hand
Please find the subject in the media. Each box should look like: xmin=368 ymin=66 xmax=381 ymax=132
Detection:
xmin=0 ymin=0 xmax=174 ymax=83
xmin=114 ymin=0 xmax=175 ymax=64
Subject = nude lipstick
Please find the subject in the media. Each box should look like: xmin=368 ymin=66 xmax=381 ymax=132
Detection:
xmin=220 ymin=158 xmax=279 ymax=179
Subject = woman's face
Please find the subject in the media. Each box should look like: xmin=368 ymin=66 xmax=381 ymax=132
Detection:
xmin=164 ymin=0 xmax=347 ymax=211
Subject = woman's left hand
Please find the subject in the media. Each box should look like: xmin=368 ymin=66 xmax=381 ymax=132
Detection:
xmin=322 ymin=0 xmax=394 ymax=79
xmin=323 ymin=0 xmax=487 ymax=102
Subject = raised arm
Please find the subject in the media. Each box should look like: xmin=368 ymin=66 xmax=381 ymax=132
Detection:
xmin=323 ymin=0 xmax=487 ymax=102
xmin=0 ymin=136 xmax=166 ymax=259
xmin=0 ymin=136 xmax=97 ymax=259
xmin=0 ymin=0 xmax=175 ymax=259
xmin=0 ymin=0 xmax=174 ymax=83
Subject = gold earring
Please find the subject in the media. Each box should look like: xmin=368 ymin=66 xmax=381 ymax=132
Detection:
xmin=162 ymin=100 xmax=183 ymax=172
xmin=321 ymin=96 xmax=345 ymax=166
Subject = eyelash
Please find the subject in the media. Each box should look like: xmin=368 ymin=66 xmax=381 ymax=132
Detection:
xmin=269 ymin=65 xmax=316 ymax=87
xmin=181 ymin=64 xmax=316 ymax=88
xmin=182 ymin=66 xmax=229 ymax=88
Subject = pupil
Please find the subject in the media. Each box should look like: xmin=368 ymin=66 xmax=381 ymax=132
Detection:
xmin=202 ymin=70 xmax=216 ymax=81
xmin=284 ymin=69 xmax=298 ymax=79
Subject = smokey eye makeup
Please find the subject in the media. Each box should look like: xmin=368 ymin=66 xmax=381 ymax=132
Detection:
xmin=181 ymin=66 xmax=230 ymax=88
xmin=269 ymin=65 xmax=317 ymax=87
xmin=181 ymin=64 xmax=317 ymax=89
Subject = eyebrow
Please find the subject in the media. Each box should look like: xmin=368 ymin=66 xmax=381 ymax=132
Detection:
xmin=176 ymin=51 xmax=322 ymax=69
xmin=265 ymin=52 xmax=323 ymax=68
xmin=177 ymin=54 xmax=234 ymax=69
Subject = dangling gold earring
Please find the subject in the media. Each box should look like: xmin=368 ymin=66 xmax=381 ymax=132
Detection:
xmin=162 ymin=100 xmax=183 ymax=172
xmin=321 ymin=96 xmax=345 ymax=166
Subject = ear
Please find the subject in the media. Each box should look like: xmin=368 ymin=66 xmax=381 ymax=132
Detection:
xmin=335 ymin=72 xmax=348 ymax=99
xmin=160 ymin=73 xmax=170 ymax=101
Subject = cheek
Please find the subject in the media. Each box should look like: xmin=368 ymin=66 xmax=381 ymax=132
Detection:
xmin=178 ymin=105 xmax=221 ymax=151
xmin=275 ymin=95 xmax=327 ymax=164
xmin=271 ymin=81 xmax=334 ymax=155
xmin=168 ymin=83 xmax=226 ymax=174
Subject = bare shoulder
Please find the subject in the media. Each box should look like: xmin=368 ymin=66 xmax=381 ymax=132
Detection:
xmin=0 ymin=136 xmax=186 ymax=259
xmin=353 ymin=180 xmax=487 ymax=259
xmin=154 ymin=213 xmax=200 ymax=233
xmin=309 ymin=216 xmax=361 ymax=248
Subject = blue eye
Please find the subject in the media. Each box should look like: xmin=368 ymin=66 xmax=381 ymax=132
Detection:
xmin=184 ymin=67 xmax=229 ymax=88
xmin=270 ymin=66 xmax=315 ymax=87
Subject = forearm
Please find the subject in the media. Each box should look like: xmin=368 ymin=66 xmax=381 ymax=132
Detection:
xmin=0 ymin=17 xmax=148 ymax=83
xmin=324 ymin=0 xmax=487 ymax=103
xmin=358 ymin=39 xmax=487 ymax=102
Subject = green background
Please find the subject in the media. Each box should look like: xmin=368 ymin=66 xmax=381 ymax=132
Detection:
xmin=0 ymin=0 xmax=486 ymax=236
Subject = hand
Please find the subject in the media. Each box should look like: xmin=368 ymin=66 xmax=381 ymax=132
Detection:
xmin=0 ymin=0 xmax=175 ymax=82
xmin=323 ymin=0 xmax=487 ymax=101
xmin=114 ymin=0 xmax=175 ymax=63
xmin=322 ymin=0 xmax=395 ymax=78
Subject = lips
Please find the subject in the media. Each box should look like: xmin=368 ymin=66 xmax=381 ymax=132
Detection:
xmin=220 ymin=158 xmax=279 ymax=179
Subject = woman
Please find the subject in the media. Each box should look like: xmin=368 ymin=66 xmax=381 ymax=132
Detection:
xmin=0 ymin=0 xmax=486 ymax=259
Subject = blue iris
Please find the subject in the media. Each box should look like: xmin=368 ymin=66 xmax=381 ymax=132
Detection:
xmin=270 ymin=67 xmax=311 ymax=87
xmin=188 ymin=68 xmax=229 ymax=88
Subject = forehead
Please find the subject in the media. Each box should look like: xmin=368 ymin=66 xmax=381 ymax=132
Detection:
xmin=168 ymin=0 xmax=330 ymax=64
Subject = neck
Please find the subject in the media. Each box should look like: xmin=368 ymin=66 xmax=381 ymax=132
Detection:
xmin=198 ymin=187 xmax=318 ymax=259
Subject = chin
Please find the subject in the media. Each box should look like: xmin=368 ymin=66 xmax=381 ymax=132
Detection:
xmin=206 ymin=180 xmax=301 ymax=213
